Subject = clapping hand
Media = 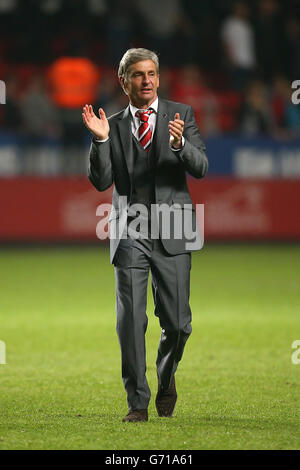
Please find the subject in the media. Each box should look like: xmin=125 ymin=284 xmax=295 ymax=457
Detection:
xmin=169 ymin=113 xmax=184 ymax=149
xmin=82 ymin=105 xmax=110 ymax=140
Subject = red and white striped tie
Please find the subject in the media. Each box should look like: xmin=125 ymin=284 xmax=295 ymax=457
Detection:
xmin=136 ymin=108 xmax=154 ymax=152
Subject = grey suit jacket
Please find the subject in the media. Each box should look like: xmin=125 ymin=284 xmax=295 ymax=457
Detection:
xmin=88 ymin=98 xmax=208 ymax=263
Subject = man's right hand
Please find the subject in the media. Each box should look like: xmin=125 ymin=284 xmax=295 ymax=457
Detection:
xmin=82 ymin=104 xmax=110 ymax=140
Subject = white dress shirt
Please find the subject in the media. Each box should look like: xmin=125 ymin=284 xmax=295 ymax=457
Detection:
xmin=129 ymin=97 xmax=158 ymax=142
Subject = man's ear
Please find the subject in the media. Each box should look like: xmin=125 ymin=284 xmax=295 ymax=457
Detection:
xmin=119 ymin=76 xmax=128 ymax=95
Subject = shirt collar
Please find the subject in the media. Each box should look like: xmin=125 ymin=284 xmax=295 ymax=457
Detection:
xmin=129 ymin=97 xmax=158 ymax=119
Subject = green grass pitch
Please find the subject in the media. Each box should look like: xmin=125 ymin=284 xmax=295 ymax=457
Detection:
xmin=0 ymin=243 xmax=299 ymax=450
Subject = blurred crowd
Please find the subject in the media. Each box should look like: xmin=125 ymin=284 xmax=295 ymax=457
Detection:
xmin=1 ymin=0 xmax=300 ymax=174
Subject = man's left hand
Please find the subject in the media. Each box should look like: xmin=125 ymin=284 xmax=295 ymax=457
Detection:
xmin=169 ymin=113 xmax=184 ymax=149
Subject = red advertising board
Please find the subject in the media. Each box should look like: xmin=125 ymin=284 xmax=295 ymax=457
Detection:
xmin=189 ymin=178 xmax=300 ymax=240
xmin=0 ymin=178 xmax=299 ymax=241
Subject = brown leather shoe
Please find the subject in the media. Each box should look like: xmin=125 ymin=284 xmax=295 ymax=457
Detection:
xmin=155 ymin=376 xmax=177 ymax=417
xmin=122 ymin=409 xmax=148 ymax=422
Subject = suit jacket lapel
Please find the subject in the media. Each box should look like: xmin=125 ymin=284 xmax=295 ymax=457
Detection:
xmin=117 ymin=106 xmax=133 ymax=181
xmin=154 ymin=98 xmax=169 ymax=165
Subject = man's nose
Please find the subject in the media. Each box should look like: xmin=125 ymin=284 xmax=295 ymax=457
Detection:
xmin=142 ymin=75 xmax=150 ymax=84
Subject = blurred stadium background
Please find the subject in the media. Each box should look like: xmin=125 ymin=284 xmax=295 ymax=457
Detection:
xmin=0 ymin=0 xmax=300 ymax=242
xmin=1 ymin=0 xmax=300 ymax=450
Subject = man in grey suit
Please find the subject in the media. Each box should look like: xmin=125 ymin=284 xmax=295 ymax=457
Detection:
xmin=82 ymin=48 xmax=208 ymax=422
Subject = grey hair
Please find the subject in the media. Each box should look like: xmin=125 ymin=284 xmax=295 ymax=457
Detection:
xmin=118 ymin=48 xmax=159 ymax=83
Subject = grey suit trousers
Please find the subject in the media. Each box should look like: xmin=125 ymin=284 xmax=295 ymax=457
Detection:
xmin=114 ymin=237 xmax=192 ymax=412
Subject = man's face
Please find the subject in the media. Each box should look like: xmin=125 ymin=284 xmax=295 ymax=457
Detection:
xmin=120 ymin=60 xmax=159 ymax=108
